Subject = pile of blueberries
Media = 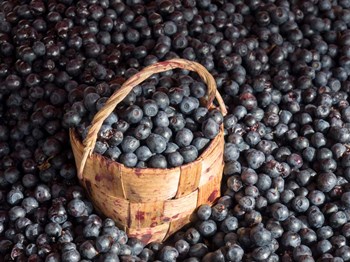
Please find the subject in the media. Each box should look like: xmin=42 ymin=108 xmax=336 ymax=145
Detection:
xmin=2 ymin=0 xmax=350 ymax=261
xmin=68 ymin=73 xmax=223 ymax=168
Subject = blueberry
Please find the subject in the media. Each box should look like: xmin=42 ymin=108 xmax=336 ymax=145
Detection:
xmin=124 ymin=105 xmax=143 ymax=124
xmin=180 ymin=118 xmax=196 ymax=133
xmin=239 ymin=196 xmax=256 ymax=211
xmin=317 ymin=172 xmax=337 ymax=192
xmin=202 ymin=118 xmax=220 ymax=139
xmin=169 ymin=113 xmax=186 ymax=132
xmin=104 ymin=147 xmax=122 ymax=161
xmin=281 ymin=231 xmax=301 ymax=249
xmin=84 ymin=93 xmax=100 ymax=112
xmin=335 ymin=245 xmax=350 ymax=261
xmin=225 ymin=244 xmax=244 ymax=262
xmin=197 ymin=205 xmax=212 ymax=221
xmin=188 ymin=243 xmax=208 ymax=258
xmin=112 ymin=119 xmax=130 ymax=133
xmin=143 ymin=99 xmax=159 ymax=117
xmin=62 ymin=246 xmax=81 ymax=262
xmin=308 ymin=190 xmax=325 ymax=206
xmin=245 ymin=149 xmax=266 ymax=169
xmin=7 ymin=189 xmax=24 ymax=206
xmin=169 ymin=87 xmax=185 ymax=105
xmin=307 ymin=206 xmax=325 ymax=229
xmin=134 ymin=146 xmax=152 ymax=162
xmin=146 ymin=134 xmax=167 ymax=154
xmin=158 ymin=246 xmax=179 ymax=262
xmin=192 ymin=108 xmax=208 ymax=125
xmin=45 ymin=222 xmax=62 ymax=238
xmin=175 ymin=128 xmax=193 ymax=147
xmin=284 ymin=215 xmax=303 ymax=233
xmin=167 ymin=152 xmax=183 ymax=167
xmin=256 ymin=174 xmax=272 ymax=191
xmin=266 ymin=188 xmax=280 ymax=204
xmin=220 ymin=216 xmax=238 ymax=233
xmin=224 ymin=143 xmax=240 ymax=162
xmin=94 ymin=141 xmax=108 ymax=155
xmin=250 ymin=224 xmax=272 ymax=247
xmin=241 ymin=168 xmax=258 ymax=185
xmin=292 ymin=196 xmax=310 ymax=213
xmin=133 ymin=124 xmax=151 ymax=140
xmin=190 ymin=81 xmax=206 ymax=99
xmin=153 ymin=111 xmax=169 ymax=127
xmin=317 ymin=226 xmax=334 ymax=240
xmin=34 ymin=184 xmax=51 ymax=203
xmin=179 ymin=145 xmax=198 ymax=164
xmin=119 ymin=153 xmax=138 ymax=168
xmin=208 ymin=109 xmax=224 ymax=126
xmin=152 ymin=91 xmax=170 ymax=110
xmin=270 ymin=203 xmax=289 ymax=221
xmin=211 ymin=203 xmax=228 ymax=222
xmin=68 ymin=198 xmax=88 ymax=217
xmin=197 ymin=220 xmax=217 ymax=237
xmin=341 ymin=192 xmax=350 ymax=209
xmin=79 ymin=240 xmax=98 ymax=259
xmin=293 ymin=245 xmax=312 ymax=260
xmin=223 ymin=160 xmax=241 ymax=176
xmin=180 ymin=97 xmax=200 ymax=115
xmin=254 ymin=196 xmax=268 ymax=211
xmin=226 ymin=175 xmax=242 ymax=193
xmin=329 ymin=211 xmax=348 ymax=229
xmin=164 ymin=142 xmax=179 ymax=154
xmin=191 ymin=137 xmax=210 ymax=152
xmin=148 ymin=155 xmax=167 ymax=168
xmin=121 ymin=136 xmax=140 ymax=153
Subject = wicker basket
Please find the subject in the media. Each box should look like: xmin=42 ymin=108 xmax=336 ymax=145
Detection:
xmin=70 ymin=58 xmax=227 ymax=244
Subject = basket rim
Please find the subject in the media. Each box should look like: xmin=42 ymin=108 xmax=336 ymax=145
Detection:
xmin=70 ymin=124 xmax=224 ymax=174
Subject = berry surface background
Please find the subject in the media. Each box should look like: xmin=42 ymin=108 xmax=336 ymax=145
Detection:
xmin=2 ymin=0 xmax=350 ymax=261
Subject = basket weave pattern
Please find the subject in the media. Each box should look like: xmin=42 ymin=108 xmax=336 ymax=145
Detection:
xmin=70 ymin=59 xmax=227 ymax=244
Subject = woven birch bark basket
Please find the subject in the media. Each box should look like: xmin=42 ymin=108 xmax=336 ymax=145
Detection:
xmin=69 ymin=58 xmax=227 ymax=244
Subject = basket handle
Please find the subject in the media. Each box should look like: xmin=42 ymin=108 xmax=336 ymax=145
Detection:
xmin=77 ymin=58 xmax=227 ymax=179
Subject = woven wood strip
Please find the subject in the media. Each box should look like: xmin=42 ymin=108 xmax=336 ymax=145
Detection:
xmin=199 ymin=129 xmax=225 ymax=187
xmin=129 ymin=201 xmax=165 ymax=229
xmin=175 ymin=161 xmax=202 ymax=198
xmin=166 ymin=216 xmax=192 ymax=240
xmin=121 ymin=166 xmax=181 ymax=202
xmin=163 ymin=190 xmax=198 ymax=221
xmin=197 ymin=166 xmax=223 ymax=207
xmin=127 ymin=223 xmax=170 ymax=244
xmin=70 ymin=130 xmax=125 ymax=198
xmin=83 ymin=181 xmax=130 ymax=227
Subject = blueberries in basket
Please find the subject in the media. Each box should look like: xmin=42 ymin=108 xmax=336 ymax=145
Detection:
xmin=78 ymin=68 xmax=226 ymax=169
